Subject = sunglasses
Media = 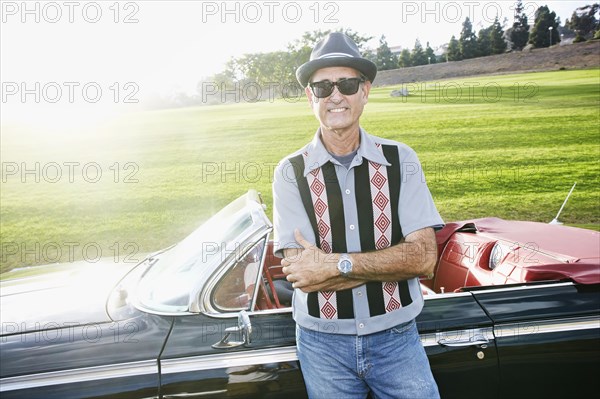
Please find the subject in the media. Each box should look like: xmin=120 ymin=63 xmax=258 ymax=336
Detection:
xmin=309 ymin=77 xmax=365 ymax=98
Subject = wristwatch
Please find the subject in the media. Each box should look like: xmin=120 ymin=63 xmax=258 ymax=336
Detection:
xmin=337 ymin=253 xmax=353 ymax=277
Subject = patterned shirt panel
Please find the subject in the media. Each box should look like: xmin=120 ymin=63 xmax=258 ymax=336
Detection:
xmin=273 ymin=128 xmax=443 ymax=335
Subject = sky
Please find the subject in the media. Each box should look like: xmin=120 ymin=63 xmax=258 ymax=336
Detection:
xmin=0 ymin=0 xmax=593 ymax=126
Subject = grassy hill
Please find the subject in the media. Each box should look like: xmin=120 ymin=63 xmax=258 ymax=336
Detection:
xmin=1 ymin=68 xmax=599 ymax=274
xmin=375 ymin=41 xmax=600 ymax=85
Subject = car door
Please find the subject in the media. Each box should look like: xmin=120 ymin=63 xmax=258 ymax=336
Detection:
xmin=418 ymin=292 xmax=499 ymax=399
xmin=158 ymin=311 xmax=301 ymax=398
xmin=157 ymin=236 xmax=304 ymax=399
xmin=472 ymin=282 xmax=600 ymax=398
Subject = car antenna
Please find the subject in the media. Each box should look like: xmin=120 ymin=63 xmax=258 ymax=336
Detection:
xmin=549 ymin=182 xmax=577 ymax=225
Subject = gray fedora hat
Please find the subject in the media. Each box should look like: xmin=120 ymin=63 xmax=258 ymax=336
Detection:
xmin=296 ymin=32 xmax=377 ymax=88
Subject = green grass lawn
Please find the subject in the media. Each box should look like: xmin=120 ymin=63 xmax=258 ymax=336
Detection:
xmin=1 ymin=68 xmax=599 ymax=274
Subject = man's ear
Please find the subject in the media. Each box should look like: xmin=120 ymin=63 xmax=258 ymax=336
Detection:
xmin=305 ymin=86 xmax=317 ymax=106
xmin=361 ymin=80 xmax=372 ymax=103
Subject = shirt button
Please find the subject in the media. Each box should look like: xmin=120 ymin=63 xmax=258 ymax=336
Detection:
xmin=356 ymin=291 xmax=363 ymax=296
xmin=345 ymin=189 xmax=351 ymax=195
xmin=349 ymin=224 xmax=355 ymax=230
xmin=359 ymin=323 xmax=365 ymax=329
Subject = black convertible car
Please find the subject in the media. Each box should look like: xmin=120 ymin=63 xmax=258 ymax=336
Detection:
xmin=1 ymin=190 xmax=599 ymax=398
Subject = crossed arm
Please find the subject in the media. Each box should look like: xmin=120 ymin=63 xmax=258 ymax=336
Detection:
xmin=281 ymin=227 xmax=438 ymax=293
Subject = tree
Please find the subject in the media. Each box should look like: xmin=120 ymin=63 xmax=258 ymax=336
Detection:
xmin=411 ymin=39 xmax=428 ymax=66
xmin=459 ymin=17 xmax=478 ymax=59
xmin=559 ymin=20 xmax=577 ymax=39
xmin=199 ymin=28 xmax=375 ymax=103
xmin=477 ymin=26 xmax=492 ymax=57
xmin=511 ymin=0 xmax=530 ymax=50
xmin=289 ymin=28 xmax=373 ymax=54
xmin=374 ymin=35 xmax=399 ymax=71
xmin=425 ymin=42 xmax=437 ymax=64
xmin=529 ymin=5 xmax=561 ymax=47
xmin=566 ymin=3 xmax=600 ymax=40
xmin=490 ymin=17 xmax=508 ymax=54
xmin=200 ymin=58 xmax=240 ymax=103
xmin=398 ymin=49 xmax=412 ymax=67
xmin=447 ymin=35 xmax=462 ymax=61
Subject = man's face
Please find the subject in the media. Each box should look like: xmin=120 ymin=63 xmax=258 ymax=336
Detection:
xmin=305 ymin=66 xmax=371 ymax=134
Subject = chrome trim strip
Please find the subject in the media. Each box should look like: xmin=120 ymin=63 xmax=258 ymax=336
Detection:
xmin=467 ymin=281 xmax=575 ymax=295
xmin=495 ymin=316 xmax=600 ymax=338
xmin=203 ymin=305 xmax=293 ymax=319
xmin=246 ymin=307 xmax=292 ymax=315
xmin=422 ymin=291 xmax=473 ymax=300
xmin=129 ymin=304 xmax=194 ymax=317
xmin=161 ymin=346 xmax=298 ymax=375
xmin=0 ymin=359 xmax=157 ymax=392
xmin=164 ymin=390 xmax=227 ymax=398
xmin=197 ymin=230 xmax=272 ymax=315
xmin=249 ymin=235 xmax=272 ymax=311
xmin=422 ymin=281 xmax=583 ymax=300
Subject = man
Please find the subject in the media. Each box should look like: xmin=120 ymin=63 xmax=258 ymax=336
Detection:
xmin=272 ymin=32 xmax=442 ymax=399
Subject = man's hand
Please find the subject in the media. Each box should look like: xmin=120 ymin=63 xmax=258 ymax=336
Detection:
xmin=281 ymin=230 xmax=365 ymax=293
xmin=281 ymin=229 xmax=336 ymax=290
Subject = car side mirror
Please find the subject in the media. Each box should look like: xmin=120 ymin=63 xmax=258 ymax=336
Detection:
xmin=211 ymin=310 xmax=253 ymax=349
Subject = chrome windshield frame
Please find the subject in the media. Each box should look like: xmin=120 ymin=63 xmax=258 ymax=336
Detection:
xmin=130 ymin=190 xmax=272 ymax=316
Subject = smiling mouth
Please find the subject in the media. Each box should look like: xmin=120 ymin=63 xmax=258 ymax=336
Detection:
xmin=328 ymin=107 xmax=348 ymax=113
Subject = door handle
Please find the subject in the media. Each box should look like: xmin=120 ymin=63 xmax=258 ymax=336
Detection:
xmin=437 ymin=329 xmax=490 ymax=347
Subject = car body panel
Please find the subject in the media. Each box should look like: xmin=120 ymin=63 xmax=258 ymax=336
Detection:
xmin=417 ymin=293 xmax=498 ymax=399
xmin=0 ymin=260 xmax=140 ymax=335
xmin=474 ymin=283 xmax=600 ymax=398
xmin=0 ymin=312 xmax=171 ymax=398
xmin=1 ymin=373 xmax=160 ymax=399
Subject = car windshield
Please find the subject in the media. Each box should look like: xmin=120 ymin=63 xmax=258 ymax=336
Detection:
xmin=134 ymin=191 xmax=269 ymax=313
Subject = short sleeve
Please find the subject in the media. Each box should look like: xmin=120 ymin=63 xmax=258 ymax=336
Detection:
xmin=272 ymin=159 xmax=317 ymax=258
xmin=398 ymin=146 xmax=444 ymax=236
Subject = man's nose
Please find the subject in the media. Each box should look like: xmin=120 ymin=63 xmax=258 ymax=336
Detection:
xmin=329 ymin=85 xmax=343 ymax=100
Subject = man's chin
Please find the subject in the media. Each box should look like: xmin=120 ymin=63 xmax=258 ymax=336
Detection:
xmin=322 ymin=118 xmax=351 ymax=131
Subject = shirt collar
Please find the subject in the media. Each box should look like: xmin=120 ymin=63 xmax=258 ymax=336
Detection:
xmin=303 ymin=128 xmax=391 ymax=176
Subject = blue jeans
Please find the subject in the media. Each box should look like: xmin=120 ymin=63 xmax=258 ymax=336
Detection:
xmin=296 ymin=320 xmax=440 ymax=399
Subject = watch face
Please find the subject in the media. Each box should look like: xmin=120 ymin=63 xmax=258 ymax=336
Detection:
xmin=339 ymin=260 xmax=352 ymax=273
